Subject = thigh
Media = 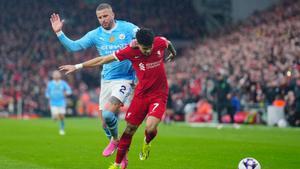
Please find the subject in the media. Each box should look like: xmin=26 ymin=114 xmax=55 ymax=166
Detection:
xmin=99 ymin=80 xmax=112 ymax=110
xmin=111 ymin=80 xmax=133 ymax=105
xmin=50 ymin=106 xmax=58 ymax=118
xmin=58 ymin=107 xmax=66 ymax=115
xmin=147 ymin=96 xmax=167 ymax=120
xmin=125 ymin=96 xmax=148 ymax=126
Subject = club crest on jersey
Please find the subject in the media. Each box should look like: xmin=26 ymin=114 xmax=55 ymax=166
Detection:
xmin=139 ymin=63 xmax=146 ymax=71
xmin=109 ymin=36 xmax=115 ymax=42
xmin=157 ymin=51 xmax=162 ymax=57
xmin=119 ymin=34 xmax=125 ymax=40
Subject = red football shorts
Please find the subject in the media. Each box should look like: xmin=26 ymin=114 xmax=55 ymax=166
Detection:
xmin=125 ymin=95 xmax=167 ymax=126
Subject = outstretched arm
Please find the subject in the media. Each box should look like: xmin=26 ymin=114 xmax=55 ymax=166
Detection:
xmin=50 ymin=13 xmax=93 ymax=52
xmin=59 ymin=54 xmax=116 ymax=75
xmin=165 ymin=41 xmax=177 ymax=62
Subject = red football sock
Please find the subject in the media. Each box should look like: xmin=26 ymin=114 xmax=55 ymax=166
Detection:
xmin=115 ymin=132 xmax=133 ymax=164
xmin=145 ymin=129 xmax=157 ymax=144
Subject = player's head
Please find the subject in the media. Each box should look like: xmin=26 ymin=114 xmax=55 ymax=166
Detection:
xmin=96 ymin=3 xmax=115 ymax=30
xmin=52 ymin=70 xmax=61 ymax=81
xmin=136 ymin=28 xmax=155 ymax=56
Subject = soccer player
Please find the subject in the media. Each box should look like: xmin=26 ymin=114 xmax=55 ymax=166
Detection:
xmin=50 ymin=3 xmax=138 ymax=159
xmin=45 ymin=70 xmax=72 ymax=135
xmin=59 ymin=28 xmax=176 ymax=169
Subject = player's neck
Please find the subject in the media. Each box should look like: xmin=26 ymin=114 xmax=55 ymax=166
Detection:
xmin=103 ymin=20 xmax=116 ymax=31
xmin=110 ymin=20 xmax=116 ymax=29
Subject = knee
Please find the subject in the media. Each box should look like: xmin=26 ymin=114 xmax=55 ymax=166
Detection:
xmin=145 ymin=123 xmax=157 ymax=133
xmin=124 ymin=125 xmax=138 ymax=135
xmin=59 ymin=115 xmax=64 ymax=120
xmin=145 ymin=117 xmax=160 ymax=133
xmin=106 ymin=96 xmax=123 ymax=113
xmin=106 ymin=102 xmax=121 ymax=113
xmin=106 ymin=102 xmax=122 ymax=114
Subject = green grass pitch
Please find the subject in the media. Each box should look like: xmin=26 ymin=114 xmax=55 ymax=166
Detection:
xmin=0 ymin=118 xmax=299 ymax=169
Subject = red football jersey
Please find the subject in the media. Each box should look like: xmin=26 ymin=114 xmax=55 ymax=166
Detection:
xmin=114 ymin=36 xmax=169 ymax=97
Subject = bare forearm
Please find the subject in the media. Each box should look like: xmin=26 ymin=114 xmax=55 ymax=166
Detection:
xmin=81 ymin=54 xmax=115 ymax=68
xmin=81 ymin=57 xmax=104 ymax=68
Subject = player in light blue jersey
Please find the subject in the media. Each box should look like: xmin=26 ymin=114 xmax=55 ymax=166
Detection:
xmin=50 ymin=3 xmax=138 ymax=166
xmin=46 ymin=70 xmax=72 ymax=135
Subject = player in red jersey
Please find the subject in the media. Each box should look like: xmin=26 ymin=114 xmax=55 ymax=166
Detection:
xmin=59 ymin=28 xmax=176 ymax=169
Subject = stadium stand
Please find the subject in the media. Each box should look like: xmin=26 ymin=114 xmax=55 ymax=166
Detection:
xmin=165 ymin=0 xmax=300 ymax=125
xmin=1 ymin=0 xmax=300 ymax=126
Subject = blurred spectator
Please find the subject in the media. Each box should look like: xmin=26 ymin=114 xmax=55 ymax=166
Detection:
xmin=165 ymin=0 xmax=300 ymax=126
xmin=187 ymin=98 xmax=213 ymax=123
xmin=284 ymin=91 xmax=297 ymax=126
xmin=2 ymin=0 xmax=300 ymax=128
xmin=211 ymin=73 xmax=232 ymax=123
xmin=162 ymin=92 xmax=175 ymax=124
xmin=230 ymin=91 xmax=241 ymax=116
xmin=0 ymin=0 xmax=204 ymax=116
xmin=290 ymin=77 xmax=300 ymax=126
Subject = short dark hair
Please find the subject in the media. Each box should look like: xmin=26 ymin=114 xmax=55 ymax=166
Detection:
xmin=136 ymin=28 xmax=155 ymax=47
xmin=96 ymin=3 xmax=112 ymax=11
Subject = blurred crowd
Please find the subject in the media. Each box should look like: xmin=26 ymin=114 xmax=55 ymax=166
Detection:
xmin=0 ymin=0 xmax=98 ymax=116
xmin=0 ymin=0 xmax=202 ymax=117
xmin=1 ymin=0 xmax=300 ymax=126
xmin=165 ymin=0 xmax=300 ymax=126
xmin=114 ymin=0 xmax=205 ymax=39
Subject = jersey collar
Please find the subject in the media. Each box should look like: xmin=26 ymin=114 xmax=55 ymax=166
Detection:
xmin=101 ymin=20 xmax=118 ymax=34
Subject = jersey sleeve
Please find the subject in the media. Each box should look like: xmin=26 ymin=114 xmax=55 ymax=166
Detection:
xmin=114 ymin=46 xmax=133 ymax=62
xmin=57 ymin=30 xmax=94 ymax=52
xmin=157 ymin=36 xmax=169 ymax=49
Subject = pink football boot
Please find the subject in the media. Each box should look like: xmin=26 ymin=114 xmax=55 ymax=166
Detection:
xmin=102 ymin=140 xmax=119 ymax=157
xmin=120 ymin=154 xmax=128 ymax=169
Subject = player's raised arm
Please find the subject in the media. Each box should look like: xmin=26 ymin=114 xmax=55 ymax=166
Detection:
xmin=50 ymin=13 xmax=93 ymax=52
xmin=59 ymin=54 xmax=116 ymax=75
xmin=50 ymin=13 xmax=64 ymax=34
xmin=165 ymin=40 xmax=177 ymax=62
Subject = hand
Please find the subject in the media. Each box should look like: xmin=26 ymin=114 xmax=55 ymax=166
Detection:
xmin=165 ymin=53 xmax=175 ymax=62
xmin=50 ymin=13 xmax=64 ymax=33
xmin=59 ymin=65 xmax=76 ymax=75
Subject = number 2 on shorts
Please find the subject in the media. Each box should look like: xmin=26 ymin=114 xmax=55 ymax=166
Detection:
xmin=119 ymin=85 xmax=126 ymax=94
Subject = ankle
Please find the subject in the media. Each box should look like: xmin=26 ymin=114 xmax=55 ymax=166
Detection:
xmin=144 ymin=137 xmax=150 ymax=144
xmin=111 ymin=137 xmax=119 ymax=142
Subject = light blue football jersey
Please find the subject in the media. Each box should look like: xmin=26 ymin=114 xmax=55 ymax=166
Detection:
xmin=45 ymin=80 xmax=72 ymax=107
xmin=57 ymin=20 xmax=138 ymax=80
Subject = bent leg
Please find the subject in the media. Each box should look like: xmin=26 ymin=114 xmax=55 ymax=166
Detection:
xmin=115 ymin=123 xmax=138 ymax=164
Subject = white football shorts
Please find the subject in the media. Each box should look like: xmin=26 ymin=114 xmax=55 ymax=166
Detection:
xmin=50 ymin=106 xmax=66 ymax=118
xmin=99 ymin=80 xmax=134 ymax=110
